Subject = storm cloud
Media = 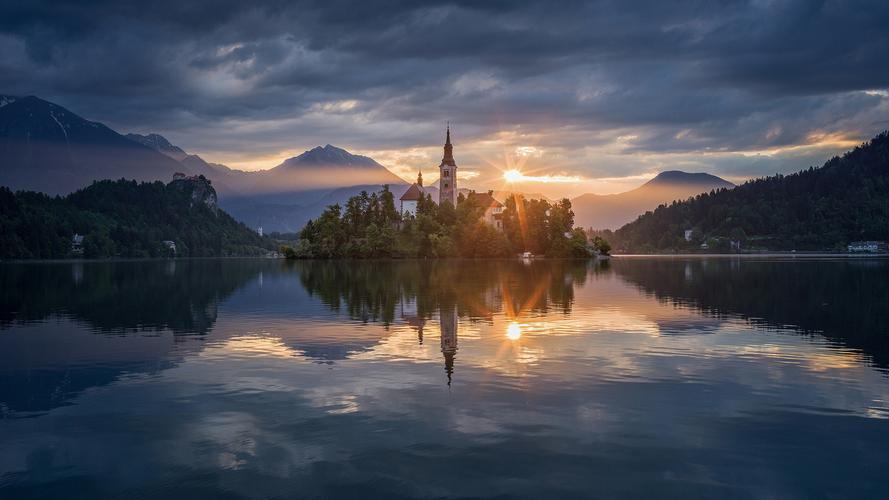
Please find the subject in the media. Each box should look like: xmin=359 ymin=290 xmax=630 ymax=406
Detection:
xmin=2 ymin=0 xmax=888 ymax=193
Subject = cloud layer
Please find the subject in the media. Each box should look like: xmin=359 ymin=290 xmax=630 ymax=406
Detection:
xmin=2 ymin=0 xmax=888 ymax=194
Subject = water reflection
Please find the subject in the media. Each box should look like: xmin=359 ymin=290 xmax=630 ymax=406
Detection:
xmin=611 ymin=257 xmax=889 ymax=371
xmin=2 ymin=258 xmax=889 ymax=498
xmin=3 ymin=257 xmax=889 ymax=415
xmin=0 ymin=260 xmax=273 ymax=334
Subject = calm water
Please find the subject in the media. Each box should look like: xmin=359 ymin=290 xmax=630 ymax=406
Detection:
xmin=1 ymin=257 xmax=888 ymax=499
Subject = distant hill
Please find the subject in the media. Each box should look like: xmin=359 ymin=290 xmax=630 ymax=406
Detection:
xmin=126 ymin=132 xmax=243 ymax=194
xmin=612 ymin=131 xmax=889 ymax=252
xmin=221 ymin=146 xmax=407 ymax=231
xmin=0 ymin=95 xmax=188 ymax=195
xmin=131 ymin=136 xmax=410 ymax=232
xmin=0 ymin=95 xmax=411 ymax=232
xmin=255 ymin=144 xmax=407 ymax=193
xmin=0 ymin=176 xmax=276 ymax=258
xmin=572 ymin=171 xmax=735 ymax=230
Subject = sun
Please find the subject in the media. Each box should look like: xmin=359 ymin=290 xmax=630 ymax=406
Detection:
xmin=503 ymin=169 xmax=523 ymax=183
xmin=506 ymin=322 xmax=522 ymax=340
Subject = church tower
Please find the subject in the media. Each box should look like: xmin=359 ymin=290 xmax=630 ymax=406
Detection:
xmin=439 ymin=124 xmax=457 ymax=206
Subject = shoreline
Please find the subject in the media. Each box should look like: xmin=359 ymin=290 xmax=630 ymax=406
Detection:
xmin=613 ymin=252 xmax=889 ymax=258
xmin=3 ymin=253 xmax=889 ymax=264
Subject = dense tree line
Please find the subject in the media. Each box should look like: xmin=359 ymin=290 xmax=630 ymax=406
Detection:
xmin=612 ymin=131 xmax=889 ymax=252
xmin=0 ymin=177 xmax=275 ymax=259
xmin=285 ymin=186 xmax=608 ymax=259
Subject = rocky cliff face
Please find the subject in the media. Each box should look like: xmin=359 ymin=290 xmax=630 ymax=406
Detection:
xmin=168 ymin=175 xmax=218 ymax=215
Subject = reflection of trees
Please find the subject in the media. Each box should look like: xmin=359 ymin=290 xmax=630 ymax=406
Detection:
xmin=613 ymin=258 xmax=889 ymax=370
xmin=296 ymin=259 xmax=590 ymax=325
xmin=297 ymin=259 xmax=593 ymax=385
xmin=0 ymin=260 xmax=270 ymax=334
xmin=0 ymin=260 xmax=275 ymax=414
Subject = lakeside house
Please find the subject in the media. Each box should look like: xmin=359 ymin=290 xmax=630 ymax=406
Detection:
xmin=71 ymin=234 xmax=84 ymax=255
xmin=848 ymin=241 xmax=888 ymax=253
xmin=466 ymin=191 xmax=504 ymax=229
xmin=162 ymin=240 xmax=177 ymax=255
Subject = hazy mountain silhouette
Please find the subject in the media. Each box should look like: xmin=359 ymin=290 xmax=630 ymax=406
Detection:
xmin=0 ymin=95 xmax=189 ymax=195
xmin=572 ymin=171 xmax=735 ymax=229
xmin=129 ymin=134 xmax=410 ymax=231
xmin=0 ymin=95 xmax=411 ymax=231
xmin=614 ymin=131 xmax=889 ymax=251
xmin=126 ymin=133 xmax=230 ymax=173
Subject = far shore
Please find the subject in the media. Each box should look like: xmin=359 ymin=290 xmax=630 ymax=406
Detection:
xmin=613 ymin=252 xmax=889 ymax=258
xmin=3 ymin=253 xmax=889 ymax=264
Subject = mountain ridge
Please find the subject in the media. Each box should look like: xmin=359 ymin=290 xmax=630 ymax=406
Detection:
xmin=571 ymin=171 xmax=735 ymax=230
xmin=0 ymin=96 xmax=192 ymax=195
xmin=612 ymin=131 xmax=889 ymax=252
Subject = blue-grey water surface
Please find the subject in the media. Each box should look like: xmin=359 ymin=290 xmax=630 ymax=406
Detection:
xmin=1 ymin=257 xmax=888 ymax=499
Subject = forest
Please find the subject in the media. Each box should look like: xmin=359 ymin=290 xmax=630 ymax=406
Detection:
xmin=284 ymin=186 xmax=610 ymax=259
xmin=609 ymin=131 xmax=889 ymax=253
xmin=0 ymin=177 xmax=275 ymax=259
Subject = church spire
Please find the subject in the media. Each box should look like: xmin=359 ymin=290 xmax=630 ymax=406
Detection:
xmin=417 ymin=170 xmax=423 ymax=187
xmin=442 ymin=122 xmax=455 ymax=166
xmin=438 ymin=123 xmax=457 ymax=206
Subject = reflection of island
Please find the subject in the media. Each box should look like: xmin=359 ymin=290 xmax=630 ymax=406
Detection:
xmin=613 ymin=258 xmax=889 ymax=370
xmin=298 ymin=259 xmax=593 ymax=384
xmin=0 ymin=258 xmax=598 ymax=413
xmin=401 ymin=299 xmax=459 ymax=385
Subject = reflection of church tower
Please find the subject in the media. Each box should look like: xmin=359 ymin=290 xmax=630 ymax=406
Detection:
xmin=439 ymin=125 xmax=457 ymax=206
xmin=401 ymin=297 xmax=425 ymax=345
xmin=440 ymin=304 xmax=458 ymax=385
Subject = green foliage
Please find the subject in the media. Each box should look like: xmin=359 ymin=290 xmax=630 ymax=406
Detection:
xmin=0 ymin=178 xmax=276 ymax=259
xmin=612 ymin=131 xmax=889 ymax=252
xmin=290 ymin=187 xmax=605 ymax=259
xmin=590 ymin=235 xmax=611 ymax=256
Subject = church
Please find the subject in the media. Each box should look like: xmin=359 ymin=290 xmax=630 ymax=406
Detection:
xmin=399 ymin=125 xmax=458 ymax=215
xmin=398 ymin=126 xmax=504 ymax=229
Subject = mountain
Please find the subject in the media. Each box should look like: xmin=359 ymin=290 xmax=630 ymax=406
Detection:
xmin=0 ymin=96 xmax=190 ymax=195
xmin=255 ymin=144 xmax=406 ymax=193
xmin=214 ymin=145 xmax=407 ymax=231
xmin=0 ymin=176 xmax=276 ymax=259
xmin=126 ymin=132 xmax=243 ymax=194
xmin=0 ymin=95 xmax=411 ymax=232
xmin=572 ymin=171 xmax=735 ymax=230
xmin=125 ymin=133 xmax=187 ymax=158
xmin=128 ymin=136 xmax=410 ymax=232
xmin=612 ymin=131 xmax=889 ymax=252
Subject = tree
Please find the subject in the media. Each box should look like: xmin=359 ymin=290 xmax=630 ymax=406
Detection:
xmin=591 ymin=236 xmax=611 ymax=256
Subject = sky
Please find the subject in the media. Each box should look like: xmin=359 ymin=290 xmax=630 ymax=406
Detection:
xmin=2 ymin=0 xmax=889 ymax=196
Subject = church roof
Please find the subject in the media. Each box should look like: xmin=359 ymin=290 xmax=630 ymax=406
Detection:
xmin=400 ymin=183 xmax=426 ymax=201
xmin=467 ymin=191 xmax=503 ymax=208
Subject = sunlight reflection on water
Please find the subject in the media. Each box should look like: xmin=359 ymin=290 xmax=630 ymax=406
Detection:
xmin=1 ymin=258 xmax=889 ymax=498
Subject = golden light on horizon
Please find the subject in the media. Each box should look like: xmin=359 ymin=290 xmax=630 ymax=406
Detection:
xmin=501 ymin=169 xmax=582 ymax=184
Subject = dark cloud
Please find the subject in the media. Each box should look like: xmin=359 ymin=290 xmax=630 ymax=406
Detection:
xmin=1 ymin=0 xmax=888 ymax=178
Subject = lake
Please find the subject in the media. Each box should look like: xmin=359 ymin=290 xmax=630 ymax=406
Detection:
xmin=1 ymin=257 xmax=888 ymax=499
